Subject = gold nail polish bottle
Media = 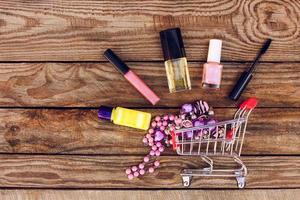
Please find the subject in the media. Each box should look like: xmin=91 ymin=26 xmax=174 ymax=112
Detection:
xmin=160 ymin=28 xmax=191 ymax=93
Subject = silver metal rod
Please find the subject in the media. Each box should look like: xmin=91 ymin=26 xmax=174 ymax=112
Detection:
xmin=238 ymin=110 xmax=252 ymax=156
xmin=206 ymin=128 xmax=211 ymax=154
xmin=214 ymin=125 xmax=219 ymax=155
xmin=221 ymin=124 xmax=227 ymax=155
xmin=189 ymin=130 xmax=193 ymax=155
xmin=197 ymin=129 xmax=203 ymax=154
xmin=174 ymin=118 xmax=245 ymax=134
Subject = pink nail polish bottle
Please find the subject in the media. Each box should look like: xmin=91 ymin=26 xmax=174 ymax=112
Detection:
xmin=202 ymin=39 xmax=223 ymax=89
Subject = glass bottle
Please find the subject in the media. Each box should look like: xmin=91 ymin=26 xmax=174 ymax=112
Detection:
xmin=98 ymin=106 xmax=151 ymax=130
xmin=202 ymin=39 xmax=223 ymax=88
xmin=160 ymin=28 xmax=191 ymax=93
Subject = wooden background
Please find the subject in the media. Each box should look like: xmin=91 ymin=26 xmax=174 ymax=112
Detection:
xmin=0 ymin=0 xmax=299 ymax=199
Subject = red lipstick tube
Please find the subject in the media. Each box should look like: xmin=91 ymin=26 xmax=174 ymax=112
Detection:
xmin=104 ymin=49 xmax=160 ymax=105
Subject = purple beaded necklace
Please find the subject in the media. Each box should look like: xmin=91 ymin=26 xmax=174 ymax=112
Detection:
xmin=125 ymin=100 xmax=219 ymax=179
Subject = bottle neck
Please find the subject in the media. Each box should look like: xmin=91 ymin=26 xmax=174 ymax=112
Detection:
xmin=111 ymin=108 xmax=116 ymax=121
xmin=206 ymin=61 xmax=220 ymax=64
xmin=165 ymin=56 xmax=186 ymax=62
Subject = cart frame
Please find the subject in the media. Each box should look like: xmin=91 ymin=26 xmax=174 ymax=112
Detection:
xmin=171 ymin=98 xmax=257 ymax=188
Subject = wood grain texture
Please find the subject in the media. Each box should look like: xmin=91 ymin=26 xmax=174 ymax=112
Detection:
xmin=0 ymin=62 xmax=298 ymax=107
xmin=1 ymin=189 xmax=299 ymax=200
xmin=0 ymin=155 xmax=298 ymax=188
xmin=0 ymin=0 xmax=298 ymax=193
xmin=0 ymin=0 xmax=299 ymax=61
xmin=0 ymin=108 xmax=299 ymax=155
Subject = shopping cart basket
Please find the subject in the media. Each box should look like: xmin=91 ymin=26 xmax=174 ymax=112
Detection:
xmin=171 ymin=97 xmax=258 ymax=188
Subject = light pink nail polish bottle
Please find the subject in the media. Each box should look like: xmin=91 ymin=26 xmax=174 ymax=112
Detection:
xmin=202 ymin=39 xmax=223 ymax=89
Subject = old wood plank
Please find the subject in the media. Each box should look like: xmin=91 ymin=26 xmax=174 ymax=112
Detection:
xmin=0 ymin=0 xmax=299 ymax=61
xmin=0 ymin=189 xmax=299 ymax=200
xmin=0 ymin=155 xmax=298 ymax=188
xmin=0 ymin=108 xmax=299 ymax=155
xmin=0 ymin=62 xmax=298 ymax=107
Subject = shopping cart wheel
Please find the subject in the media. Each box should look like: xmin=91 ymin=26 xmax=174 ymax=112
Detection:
xmin=182 ymin=176 xmax=192 ymax=187
xmin=236 ymin=176 xmax=246 ymax=189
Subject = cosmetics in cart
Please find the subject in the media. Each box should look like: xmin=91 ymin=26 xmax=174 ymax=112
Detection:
xmin=229 ymin=39 xmax=272 ymax=101
xmin=104 ymin=49 xmax=160 ymax=105
xmin=160 ymin=28 xmax=191 ymax=93
xmin=98 ymin=106 xmax=151 ymax=130
xmin=202 ymin=39 xmax=223 ymax=89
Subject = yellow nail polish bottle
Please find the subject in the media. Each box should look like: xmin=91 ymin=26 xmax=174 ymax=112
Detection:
xmin=98 ymin=106 xmax=151 ymax=130
xmin=160 ymin=28 xmax=191 ymax=93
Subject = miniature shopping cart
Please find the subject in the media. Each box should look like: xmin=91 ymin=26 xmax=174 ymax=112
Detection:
xmin=171 ymin=97 xmax=258 ymax=188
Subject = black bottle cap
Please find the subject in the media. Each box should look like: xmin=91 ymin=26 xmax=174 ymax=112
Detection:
xmin=103 ymin=49 xmax=130 ymax=75
xmin=160 ymin=28 xmax=186 ymax=61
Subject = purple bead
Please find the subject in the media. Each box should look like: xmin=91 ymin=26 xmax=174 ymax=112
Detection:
xmin=206 ymin=118 xmax=217 ymax=125
xmin=193 ymin=100 xmax=210 ymax=115
xmin=154 ymin=131 xmax=165 ymax=141
xmin=206 ymin=119 xmax=218 ymax=132
xmin=154 ymin=161 xmax=160 ymax=167
xmin=156 ymin=142 xmax=162 ymax=147
xmin=193 ymin=119 xmax=205 ymax=127
xmin=185 ymin=131 xmax=194 ymax=139
xmin=139 ymin=169 xmax=145 ymax=175
xmin=181 ymin=104 xmax=193 ymax=113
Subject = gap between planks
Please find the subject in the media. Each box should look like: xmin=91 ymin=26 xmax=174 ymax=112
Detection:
xmin=0 ymin=0 xmax=299 ymax=61
xmin=0 ymin=108 xmax=299 ymax=155
xmin=0 ymin=62 xmax=298 ymax=107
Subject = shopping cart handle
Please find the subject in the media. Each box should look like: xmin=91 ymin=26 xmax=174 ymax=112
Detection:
xmin=171 ymin=130 xmax=177 ymax=150
xmin=239 ymin=97 xmax=258 ymax=110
